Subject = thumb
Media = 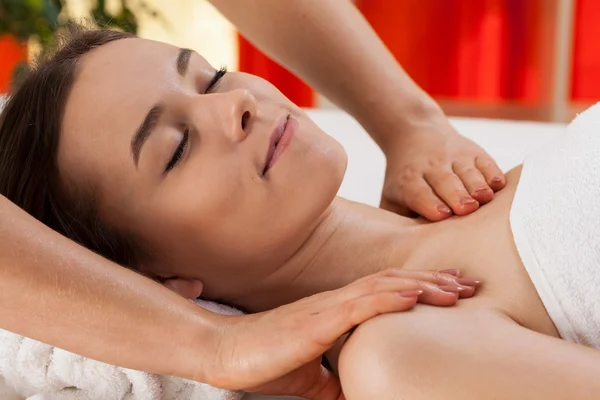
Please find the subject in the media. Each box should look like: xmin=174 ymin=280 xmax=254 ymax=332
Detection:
xmin=300 ymin=365 xmax=343 ymax=400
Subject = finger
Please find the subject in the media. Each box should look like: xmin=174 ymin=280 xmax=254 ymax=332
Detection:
xmin=440 ymin=268 xmax=461 ymax=278
xmin=404 ymin=272 xmax=479 ymax=300
xmin=370 ymin=269 xmax=480 ymax=301
xmin=357 ymin=276 xmax=460 ymax=305
xmin=390 ymin=177 xmax=454 ymax=222
xmin=424 ymin=169 xmax=479 ymax=216
xmin=297 ymin=365 xmax=343 ymax=400
xmin=455 ymin=277 xmax=482 ymax=298
xmin=452 ymin=162 xmax=494 ymax=205
xmin=352 ymin=268 xmax=465 ymax=290
xmin=327 ymin=276 xmax=425 ymax=307
xmin=375 ymin=268 xmax=465 ymax=287
xmin=312 ymin=292 xmax=419 ymax=344
xmin=304 ymin=271 xmax=448 ymax=313
xmin=441 ymin=277 xmax=481 ymax=299
xmin=475 ymin=155 xmax=506 ymax=191
xmin=421 ymin=270 xmax=480 ymax=299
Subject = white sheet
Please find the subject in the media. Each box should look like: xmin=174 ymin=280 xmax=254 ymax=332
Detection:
xmin=245 ymin=110 xmax=566 ymax=400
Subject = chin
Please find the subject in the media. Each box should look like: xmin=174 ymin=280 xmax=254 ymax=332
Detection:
xmin=319 ymin=137 xmax=348 ymax=188
xmin=306 ymin=141 xmax=347 ymax=214
xmin=332 ymin=140 xmax=348 ymax=180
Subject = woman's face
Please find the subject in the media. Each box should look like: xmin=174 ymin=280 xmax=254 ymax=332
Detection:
xmin=59 ymin=38 xmax=347 ymax=295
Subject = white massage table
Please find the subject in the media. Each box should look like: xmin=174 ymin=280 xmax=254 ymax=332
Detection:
xmin=246 ymin=109 xmax=566 ymax=400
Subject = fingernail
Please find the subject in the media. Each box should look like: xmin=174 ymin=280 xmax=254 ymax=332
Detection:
xmin=439 ymin=285 xmax=464 ymax=293
xmin=473 ymin=187 xmax=491 ymax=196
xmin=399 ymin=290 xmax=423 ymax=298
xmin=457 ymin=278 xmax=481 ymax=286
xmin=459 ymin=196 xmax=478 ymax=205
xmin=440 ymin=269 xmax=460 ymax=277
xmin=491 ymin=176 xmax=503 ymax=184
xmin=437 ymin=204 xmax=452 ymax=214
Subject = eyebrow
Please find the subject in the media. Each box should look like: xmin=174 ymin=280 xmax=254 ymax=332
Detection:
xmin=130 ymin=49 xmax=192 ymax=167
xmin=130 ymin=104 xmax=164 ymax=167
xmin=177 ymin=48 xmax=192 ymax=77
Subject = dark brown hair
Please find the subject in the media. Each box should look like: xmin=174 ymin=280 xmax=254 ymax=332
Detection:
xmin=0 ymin=26 xmax=144 ymax=268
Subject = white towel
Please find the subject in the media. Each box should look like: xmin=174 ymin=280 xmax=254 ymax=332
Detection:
xmin=0 ymin=299 xmax=245 ymax=400
xmin=510 ymin=102 xmax=600 ymax=348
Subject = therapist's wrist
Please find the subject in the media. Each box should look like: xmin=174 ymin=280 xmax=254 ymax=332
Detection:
xmin=358 ymin=90 xmax=447 ymax=153
xmin=166 ymin=306 xmax=223 ymax=384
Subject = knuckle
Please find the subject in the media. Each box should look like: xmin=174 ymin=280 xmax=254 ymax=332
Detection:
xmin=341 ymin=300 xmax=357 ymax=319
xmin=462 ymin=166 xmax=479 ymax=176
xmin=427 ymin=157 xmax=447 ymax=169
xmin=398 ymin=167 xmax=420 ymax=184
xmin=452 ymin=162 xmax=468 ymax=174
xmin=485 ymin=161 xmax=497 ymax=170
xmin=429 ymin=271 xmax=444 ymax=281
xmin=359 ymin=276 xmax=379 ymax=292
xmin=380 ymin=268 xmax=401 ymax=277
xmin=478 ymin=157 xmax=496 ymax=170
xmin=366 ymin=277 xmax=380 ymax=292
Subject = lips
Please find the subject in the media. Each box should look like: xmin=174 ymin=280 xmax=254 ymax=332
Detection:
xmin=263 ymin=115 xmax=296 ymax=175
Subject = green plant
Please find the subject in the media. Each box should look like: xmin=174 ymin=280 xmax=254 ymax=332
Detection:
xmin=0 ymin=0 xmax=163 ymax=91
xmin=91 ymin=0 xmax=163 ymax=35
xmin=0 ymin=0 xmax=163 ymax=44
xmin=0 ymin=0 xmax=63 ymax=46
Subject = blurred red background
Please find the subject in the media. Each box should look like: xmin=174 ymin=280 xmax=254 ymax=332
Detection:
xmin=0 ymin=35 xmax=27 ymax=94
xmin=238 ymin=0 xmax=600 ymax=112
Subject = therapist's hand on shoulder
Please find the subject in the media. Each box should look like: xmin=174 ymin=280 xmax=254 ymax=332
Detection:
xmin=199 ymin=268 xmax=477 ymax=400
xmin=378 ymin=110 xmax=506 ymax=221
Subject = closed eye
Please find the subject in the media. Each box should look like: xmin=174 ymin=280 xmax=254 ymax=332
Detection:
xmin=165 ymin=129 xmax=189 ymax=173
xmin=163 ymin=68 xmax=226 ymax=174
xmin=205 ymin=67 xmax=227 ymax=93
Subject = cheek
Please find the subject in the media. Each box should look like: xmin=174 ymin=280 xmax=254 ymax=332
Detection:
xmin=147 ymin=161 xmax=297 ymax=273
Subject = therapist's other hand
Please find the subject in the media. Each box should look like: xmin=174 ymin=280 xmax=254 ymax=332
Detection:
xmin=379 ymin=115 xmax=505 ymax=221
xmin=203 ymin=268 xmax=479 ymax=400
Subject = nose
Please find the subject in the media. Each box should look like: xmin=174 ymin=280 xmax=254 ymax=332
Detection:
xmin=197 ymin=88 xmax=257 ymax=143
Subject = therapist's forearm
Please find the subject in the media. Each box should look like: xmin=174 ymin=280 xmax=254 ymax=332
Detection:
xmin=0 ymin=194 xmax=215 ymax=382
xmin=209 ymin=0 xmax=443 ymax=149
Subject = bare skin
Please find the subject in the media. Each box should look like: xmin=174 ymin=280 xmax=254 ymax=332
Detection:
xmin=58 ymin=38 xmax=599 ymax=399
xmin=335 ymin=168 xmax=600 ymax=400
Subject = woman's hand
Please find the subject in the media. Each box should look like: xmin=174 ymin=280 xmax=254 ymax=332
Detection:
xmin=201 ymin=268 xmax=480 ymax=399
xmin=379 ymin=113 xmax=506 ymax=221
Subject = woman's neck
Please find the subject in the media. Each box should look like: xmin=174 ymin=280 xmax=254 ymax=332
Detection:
xmin=234 ymin=197 xmax=429 ymax=312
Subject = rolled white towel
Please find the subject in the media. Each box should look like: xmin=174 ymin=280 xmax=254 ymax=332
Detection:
xmin=0 ymin=299 xmax=245 ymax=400
xmin=510 ymin=102 xmax=600 ymax=348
